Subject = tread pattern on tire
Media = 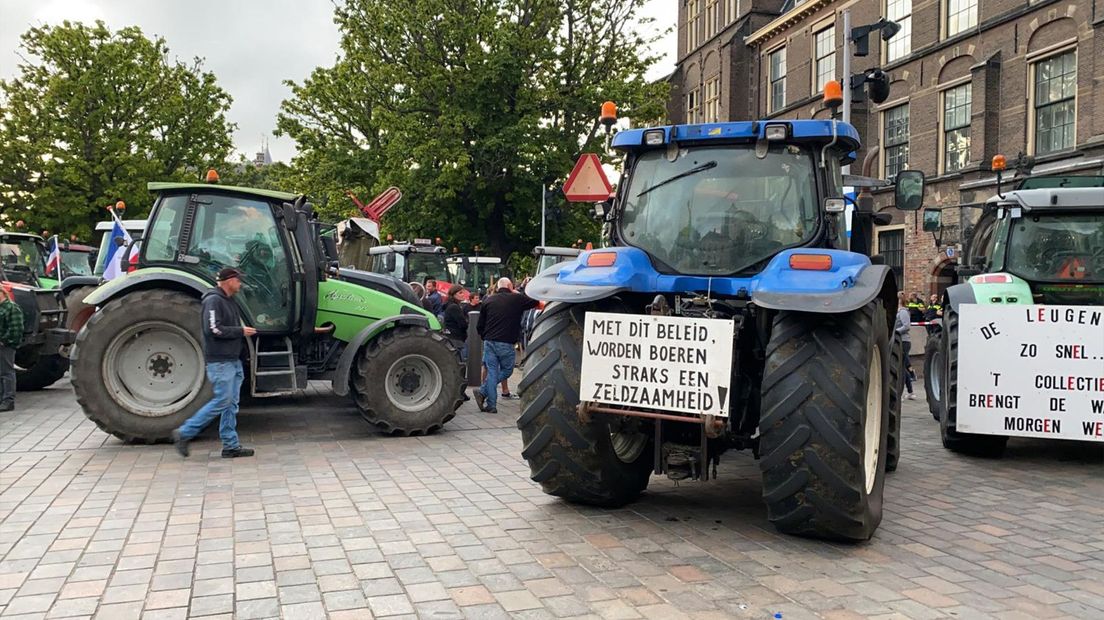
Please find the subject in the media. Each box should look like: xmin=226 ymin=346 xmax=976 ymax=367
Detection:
xmin=759 ymin=301 xmax=888 ymax=541
xmin=517 ymin=302 xmax=652 ymax=508
xmin=886 ymin=331 xmax=903 ymax=472
xmin=352 ymin=326 xmax=463 ymax=436
xmin=923 ymin=331 xmax=941 ymax=420
xmin=71 ymin=289 xmax=207 ymax=444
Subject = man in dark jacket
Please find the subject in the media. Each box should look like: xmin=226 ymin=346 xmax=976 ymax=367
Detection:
xmin=173 ymin=268 xmax=258 ymax=458
xmin=0 ymin=285 xmax=24 ymax=411
xmin=474 ymin=277 xmax=537 ymax=413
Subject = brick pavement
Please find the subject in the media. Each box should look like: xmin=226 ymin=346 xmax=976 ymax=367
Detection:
xmin=1 ymin=380 xmax=1102 ymax=619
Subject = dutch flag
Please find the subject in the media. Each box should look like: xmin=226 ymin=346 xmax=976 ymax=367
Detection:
xmin=45 ymin=236 xmax=60 ymax=278
xmin=101 ymin=216 xmax=137 ymax=281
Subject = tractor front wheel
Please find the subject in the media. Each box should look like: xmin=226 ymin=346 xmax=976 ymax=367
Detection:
xmin=71 ymin=290 xmax=210 ymax=443
xmin=352 ymin=326 xmax=464 ymax=435
xmin=924 ymin=329 xmax=943 ymax=420
xmin=759 ymin=300 xmax=890 ymax=541
xmin=517 ymin=302 xmax=653 ymax=508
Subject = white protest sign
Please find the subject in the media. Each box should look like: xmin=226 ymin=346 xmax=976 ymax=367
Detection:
xmin=957 ymin=304 xmax=1104 ymax=441
xmin=580 ymin=312 xmax=734 ymax=417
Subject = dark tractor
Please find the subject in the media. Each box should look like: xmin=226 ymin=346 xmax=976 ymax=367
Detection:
xmin=0 ymin=232 xmax=71 ymax=390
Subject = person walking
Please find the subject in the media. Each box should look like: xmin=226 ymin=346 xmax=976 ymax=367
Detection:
xmin=173 ymin=268 xmax=258 ymax=457
xmin=895 ymin=293 xmax=916 ymax=400
xmin=474 ymin=277 xmax=537 ymax=413
xmin=0 ymin=285 xmax=24 ymax=412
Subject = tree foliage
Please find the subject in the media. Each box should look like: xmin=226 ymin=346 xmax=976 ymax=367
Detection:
xmin=0 ymin=22 xmax=235 ymax=239
xmin=278 ymin=0 xmax=668 ymax=260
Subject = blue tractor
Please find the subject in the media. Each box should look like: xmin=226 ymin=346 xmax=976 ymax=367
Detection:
xmin=519 ymin=119 xmax=925 ymax=540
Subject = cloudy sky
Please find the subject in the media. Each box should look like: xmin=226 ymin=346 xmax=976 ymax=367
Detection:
xmin=0 ymin=0 xmax=676 ymax=164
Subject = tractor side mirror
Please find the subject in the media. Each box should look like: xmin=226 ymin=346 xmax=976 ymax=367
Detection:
xmin=922 ymin=208 xmax=942 ymax=232
xmin=894 ymin=170 xmax=925 ymax=211
xmin=281 ymin=203 xmax=298 ymax=231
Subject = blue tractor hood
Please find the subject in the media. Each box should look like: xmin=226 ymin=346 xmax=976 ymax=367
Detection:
xmin=525 ymin=246 xmax=885 ymax=314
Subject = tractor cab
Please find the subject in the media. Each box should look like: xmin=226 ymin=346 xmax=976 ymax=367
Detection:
xmin=446 ymin=255 xmax=503 ymax=294
xmin=58 ymin=242 xmax=96 ymax=278
xmin=964 ymin=188 xmax=1104 ymax=305
xmin=0 ymin=232 xmax=71 ymax=390
xmin=140 ymin=183 xmax=306 ymax=334
xmin=367 ymin=239 xmax=450 ymax=286
xmin=0 ymin=233 xmax=50 ymax=287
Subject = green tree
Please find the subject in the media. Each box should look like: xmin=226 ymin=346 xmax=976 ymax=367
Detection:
xmin=0 ymin=21 xmax=235 ymax=239
xmin=277 ymin=0 xmax=667 ymax=259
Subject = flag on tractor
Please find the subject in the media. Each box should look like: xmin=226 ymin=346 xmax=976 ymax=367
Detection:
xmin=101 ymin=215 xmax=134 ymax=281
xmin=45 ymin=236 xmax=60 ymax=277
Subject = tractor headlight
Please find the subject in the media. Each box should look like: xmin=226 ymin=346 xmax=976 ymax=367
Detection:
xmin=764 ymin=124 xmax=789 ymax=140
xmin=643 ymin=130 xmax=665 ymax=145
xmin=824 ymin=198 xmax=846 ymax=213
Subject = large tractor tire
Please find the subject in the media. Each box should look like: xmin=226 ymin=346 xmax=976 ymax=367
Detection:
xmin=352 ymin=326 xmax=464 ymax=435
xmin=938 ymin=307 xmax=1008 ymax=456
xmin=517 ymin=302 xmax=653 ymax=508
xmin=15 ymin=349 xmax=69 ymax=391
xmin=886 ymin=332 xmax=904 ymax=473
xmin=71 ymin=290 xmax=211 ymax=443
xmin=759 ymin=300 xmax=890 ymax=541
xmin=64 ymin=285 xmax=97 ymax=332
xmin=923 ymin=328 xmax=942 ymax=420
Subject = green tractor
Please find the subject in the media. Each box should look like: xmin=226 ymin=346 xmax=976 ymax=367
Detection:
xmin=69 ymin=182 xmax=465 ymax=443
xmin=0 ymin=232 xmax=71 ymax=390
xmin=926 ymin=182 xmax=1104 ymax=455
xmin=367 ymin=239 xmax=451 ymax=291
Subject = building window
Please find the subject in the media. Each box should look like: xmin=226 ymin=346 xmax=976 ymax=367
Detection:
xmin=725 ymin=0 xmax=739 ymax=24
xmin=1033 ymin=50 xmax=1077 ymax=156
xmin=883 ymin=104 xmax=909 ymax=179
xmin=942 ymin=84 xmax=971 ymax=173
xmin=875 ymin=227 xmax=905 ymax=286
xmin=813 ymin=26 xmax=836 ymax=91
xmin=886 ymin=0 xmax=912 ymax=62
xmin=687 ymin=87 xmax=701 ymax=124
xmin=687 ymin=0 xmax=701 ymax=54
xmin=768 ymin=47 xmax=786 ymax=113
xmin=704 ymin=76 xmax=721 ymax=122
xmin=705 ymin=0 xmax=718 ymax=39
xmin=946 ymin=0 xmax=977 ymax=37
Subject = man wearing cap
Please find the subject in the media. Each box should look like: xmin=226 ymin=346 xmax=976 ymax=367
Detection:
xmin=0 ymin=285 xmax=24 ymax=412
xmin=173 ymin=267 xmax=257 ymax=458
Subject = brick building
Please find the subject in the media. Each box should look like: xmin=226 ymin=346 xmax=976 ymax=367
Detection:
xmin=672 ymin=0 xmax=1104 ymax=296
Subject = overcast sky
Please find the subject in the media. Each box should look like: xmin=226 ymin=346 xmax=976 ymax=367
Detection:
xmin=0 ymin=0 xmax=676 ymax=164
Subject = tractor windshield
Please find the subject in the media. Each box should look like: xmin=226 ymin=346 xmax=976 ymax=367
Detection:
xmin=0 ymin=237 xmax=47 ymax=285
xmin=620 ymin=143 xmax=818 ymax=275
xmin=61 ymin=250 xmax=94 ymax=277
xmin=1003 ymin=212 xmax=1104 ymax=283
xmin=406 ymin=253 xmax=450 ymax=284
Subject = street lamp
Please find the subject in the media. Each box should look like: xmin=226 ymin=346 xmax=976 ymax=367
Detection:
xmin=840 ymin=11 xmax=901 ymax=174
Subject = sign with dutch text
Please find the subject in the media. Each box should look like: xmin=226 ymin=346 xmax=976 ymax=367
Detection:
xmin=957 ymin=304 xmax=1104 ymax=441
xmin=580 ymin=312 xmax=734 ymax=417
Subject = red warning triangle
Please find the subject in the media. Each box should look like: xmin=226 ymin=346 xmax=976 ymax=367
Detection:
xmin=562 ymin=153 xmax=613 ymax=202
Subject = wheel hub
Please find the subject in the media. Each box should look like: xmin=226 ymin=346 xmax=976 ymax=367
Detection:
xmin=148 ymin=354 xmax=174 ymax=378
xmin=384 ymin=354 xmax=443 ymax=413
xmin=395 ymin=367 xmax=422 ymax=394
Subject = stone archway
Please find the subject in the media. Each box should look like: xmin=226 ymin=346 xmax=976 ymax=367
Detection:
xmin=931 ymin=257 xmax=957 ymax=298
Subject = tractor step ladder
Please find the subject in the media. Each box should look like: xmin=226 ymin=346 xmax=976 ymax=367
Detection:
xmin=249 ymin=335 xmax=302 ymax=395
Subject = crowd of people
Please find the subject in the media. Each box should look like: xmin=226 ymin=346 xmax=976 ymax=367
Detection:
xmin=416 ymin=275 xmax=538 ymax=414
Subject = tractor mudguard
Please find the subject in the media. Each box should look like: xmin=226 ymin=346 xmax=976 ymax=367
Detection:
xmin=82 ymin=269 xmax=210 ymax=306
xmin=331 ymin=314 xmax=431 ymax=397
xmin=942 ymin=282 xmax=977 ymax=312
xmin=60 ymin=275 xmax=100 ymax=296
xmin=752 ymin=251 xmax=895 ymax=314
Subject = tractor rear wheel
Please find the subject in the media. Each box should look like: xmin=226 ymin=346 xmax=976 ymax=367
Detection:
xmin=352 ymin=326 xmax=464 ymax=435
xmin=517 ymin=302 xmax=653 ymax=508
xmin=939 ymin=307 xmax=1008 ymax=456
xmin=64 ymin=285 xmax=97 ymax=332
xmin=759 ymin=300 xmax=890 ymax=541
xmin=72 ymin=290 xmax=210 ymax=443
xmin=15 ymin=350 xmax=69 ymax=391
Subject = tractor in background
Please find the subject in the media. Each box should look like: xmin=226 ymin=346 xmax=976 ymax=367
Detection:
xmin=69 ymin=179 xmax=465 ymax=443
xmin=519 ymin=109 xmax=923 ymax=540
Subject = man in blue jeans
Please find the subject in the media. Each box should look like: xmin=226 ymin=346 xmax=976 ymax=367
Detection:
xmin=173 ymin=267 xmax=258 ymax=457
xmin=475 ymin=277 xmax=537 ymax=413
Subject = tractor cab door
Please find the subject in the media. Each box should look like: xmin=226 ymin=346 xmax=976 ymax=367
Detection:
xmin=143 ymin=193 xmax=299 ymax=334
